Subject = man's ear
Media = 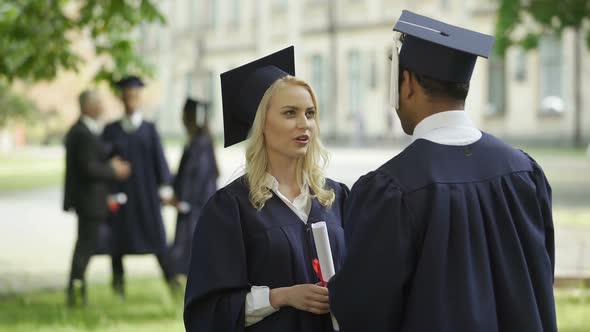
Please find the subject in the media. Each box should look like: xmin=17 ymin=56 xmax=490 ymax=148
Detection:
xmin=402 ymin=70 xmax=415 ymax=101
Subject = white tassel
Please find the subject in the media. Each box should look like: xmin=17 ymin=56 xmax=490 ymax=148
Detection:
xmin=389 ymin=40 xmax=400 ymax=110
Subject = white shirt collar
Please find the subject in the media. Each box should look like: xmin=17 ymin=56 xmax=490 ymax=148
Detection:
xmin=80 ymin=115 xmax=102 ymax=135
xmin=411 ymin=110 xmax=482 ymax=146
xmin=264 ymin=173 xmax=311 ymax=223
xmin=121 ymin=111 xmax=143 ymax=132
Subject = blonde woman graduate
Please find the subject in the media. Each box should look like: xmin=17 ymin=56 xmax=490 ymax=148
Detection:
xmin=183 ymin=46 xmax=349 ymax=332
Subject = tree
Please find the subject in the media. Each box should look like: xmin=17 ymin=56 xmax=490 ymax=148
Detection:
xmin=0 ymin=0 xmax=165 ymax=84
xmin=0 ymin=81 xmax=37 ymax=129
xmin=495 ymin=0 xmax=590 ymax=147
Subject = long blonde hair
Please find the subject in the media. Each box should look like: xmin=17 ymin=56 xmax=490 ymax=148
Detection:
xmin=245 ymin=76 xmax=335 ymax=211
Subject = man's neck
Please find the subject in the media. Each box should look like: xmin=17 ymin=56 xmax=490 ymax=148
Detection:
xmin=411 ymin=102 xmax=465 ymax=134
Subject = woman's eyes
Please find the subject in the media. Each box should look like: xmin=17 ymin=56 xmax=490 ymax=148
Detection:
xmin=282 ymin=109 xmax=316 ymax=118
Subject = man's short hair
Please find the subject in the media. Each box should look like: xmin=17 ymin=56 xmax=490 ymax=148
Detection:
xmin=404 ymin=70 xmax=470 ymax=102
xmin=78 ymin=90 xmax=98 ymax=110
xmin=397 ymin=33 xmax=470 ymax=102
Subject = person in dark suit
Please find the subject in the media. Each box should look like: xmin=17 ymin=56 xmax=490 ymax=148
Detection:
xmin=63 ymin=90 xmax=131 ymax=306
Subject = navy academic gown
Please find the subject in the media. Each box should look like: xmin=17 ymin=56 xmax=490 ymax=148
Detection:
xmin=99 ymin=120 xmax=171 ymax=255
xmin=170 ymin=134 xmax=217 ymax=275
xmin=328 ymin=133 xmax=557 ymax=332
xmin=184 ymin=176 xmax=349 ymax=332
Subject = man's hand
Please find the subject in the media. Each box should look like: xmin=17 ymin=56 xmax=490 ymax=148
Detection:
xmin=110 ymin=156 xmax=131 ymax=180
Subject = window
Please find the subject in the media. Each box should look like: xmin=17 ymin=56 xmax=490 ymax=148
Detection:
xmin=348 ymin=50 xmax=362 ymax=116
xmin=487 ymin=53 xmax=506 ymax=115
xmin=369 ymin=50 xmax=378 ymax=89
xmin=273 ymin=0 xmax=288 ymax=11
xmin=208 ymin=0 xmax=218 ymax=29
xmin=185 ymin=72 xmax=193 ymax=96
xmin=310 ymin=54 xmax=327 ymax=116
xmin=229 ymin=0 xmax=240 ymax=27
xmin=514 ymin=49 xmax=527 ymax=82
xmin=187 ymin=0 xmax=197 ymax=28
xmin=539 ymin=34 xmax=564 ymax=114
xmin=207 ymin=71 xmax=216 ymax=108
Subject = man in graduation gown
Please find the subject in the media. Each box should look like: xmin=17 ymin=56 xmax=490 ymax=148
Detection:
xmin=102 ymin=76 xmax=178 ymax=295
xmin=328 ymin=10 xmax=557 ymax=332
xmin=63 ymin=90 xmax=131 ymax=305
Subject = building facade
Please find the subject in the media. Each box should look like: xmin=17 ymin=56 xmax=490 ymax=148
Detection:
xmin=143 ymin=0 xmax=590 ymax=146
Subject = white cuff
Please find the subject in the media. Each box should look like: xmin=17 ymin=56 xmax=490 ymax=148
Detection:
xmin=245 ymin=286 xmax=279 ymax=327
xmin=159 ymin=185 xmax=174 ymax=201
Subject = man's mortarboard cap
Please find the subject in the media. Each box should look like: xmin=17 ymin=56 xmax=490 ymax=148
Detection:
xmin=220 ymin=46 xmax=295 ymax=148
xmin=393 ymin=10 xmax=495 ymax=83
xmin=115 ymin=75 xmax=145 ymax=89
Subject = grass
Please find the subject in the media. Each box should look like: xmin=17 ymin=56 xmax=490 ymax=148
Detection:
xmin=0 ymin=278 xmax=184 ymax=332
xmin=555 ymin=288 xmax=590 ymax=332
xmin=554 ymin=208 xmax=590 ymax=227
xmin=0 ymin=278 xmax=587 ymax=331
xmin=0 ymin=153 xmax=63 ymax=193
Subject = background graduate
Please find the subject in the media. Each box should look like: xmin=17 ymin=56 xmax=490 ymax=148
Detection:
xmin=102 ymin=76 xmax=178 ymax=296
xmin=183 ymin=46 xmax=349 ymax=332
xmin=168 ymin=97 xmax=218 ymax=277
xmin=328 ymin=10 xmax=557 ymax=332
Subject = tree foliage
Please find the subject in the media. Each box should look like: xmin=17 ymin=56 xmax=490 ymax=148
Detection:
xmin=495 ymin=0 xmax=590 ymax=55
xmin=0 ymin=82 xmax=37 ymax=128
xmin=0 ymin=0 xmax=165 ymax=84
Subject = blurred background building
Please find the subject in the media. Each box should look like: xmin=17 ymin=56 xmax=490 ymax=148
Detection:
xmin=4 ymin=0 xmax=588 ymax=148
xmin=139 ymin=0 xmax=590 ymax=147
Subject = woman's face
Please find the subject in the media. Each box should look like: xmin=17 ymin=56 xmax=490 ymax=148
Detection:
xmin=264 ymin=82 xmax=317 ymax=161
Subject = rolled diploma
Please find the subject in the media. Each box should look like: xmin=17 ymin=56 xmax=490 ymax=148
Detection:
xmin=311 ymin=221 xmax=340 ymax=331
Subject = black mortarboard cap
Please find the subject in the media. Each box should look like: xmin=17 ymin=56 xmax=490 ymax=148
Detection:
xmin=220 ymin=46 xmax=295 ymax=147
xmin=184 ymin=97 xmax=198 ymax=113
xmin=393 ymin=10 xmax=495 ymax=83
xmin=115 ymin=75 xmax=145 ymax=89
xmin=183 ymin=97 xmax=210 ymax=126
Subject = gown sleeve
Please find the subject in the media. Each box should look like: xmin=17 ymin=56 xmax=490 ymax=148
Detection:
xmin=183 ymin=188 xmax=250 ymax=332
xmin=525 ymin=153 xmax=554 ymax=279
xmin=328 ymin=171 xmax=420 ymax=332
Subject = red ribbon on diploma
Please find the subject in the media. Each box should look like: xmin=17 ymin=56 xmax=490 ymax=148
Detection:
xmin=312 ymin=258 xmax=327 ymax=286
xmin=108 ymin=200 xmax=120 ymax=213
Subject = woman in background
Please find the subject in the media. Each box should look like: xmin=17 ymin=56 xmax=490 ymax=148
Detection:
xmin=169 ymin=98 xmax=219 ymax=278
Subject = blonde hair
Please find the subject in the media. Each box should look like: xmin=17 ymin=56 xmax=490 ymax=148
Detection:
xmin=245 ymin=76 xmax=335 ymax=210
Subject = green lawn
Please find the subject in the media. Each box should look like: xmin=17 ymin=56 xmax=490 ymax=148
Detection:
xmin=0 ymin=278 xmax=184 ymax=332
xmin=0 ymin=278 xmax=587 ymax=331
xmin=554 ymin=208 xmax=590 ymax=227
xmin=555 ymin=289 xmax=590 ymax=332
xmin=0 ymin=153 xmax=63 ymax=193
